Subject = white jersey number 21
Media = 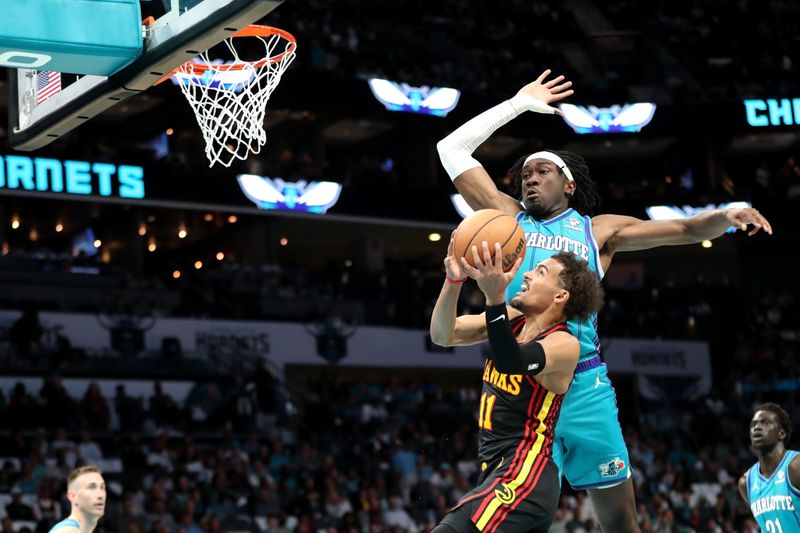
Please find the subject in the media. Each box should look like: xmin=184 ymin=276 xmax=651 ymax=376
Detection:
xmin=766 ymin=518 xmax=784 ymax=533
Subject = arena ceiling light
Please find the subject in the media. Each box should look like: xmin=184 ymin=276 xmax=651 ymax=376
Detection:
xmin=451 ymin=194 xmax=525 ymax=219
xmin=367 ymin=78 xmax=460 ymax=117
xmin=558 ymin=103 xmax=657 ymax=134
xmin=450 ymin=194 xmax=474 ymax=219
xmin=236 ymin=174 xmax=342 ymax=214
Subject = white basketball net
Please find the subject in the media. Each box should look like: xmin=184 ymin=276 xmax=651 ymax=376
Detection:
xmin=174 ymin=29 xmax=296 ymax=167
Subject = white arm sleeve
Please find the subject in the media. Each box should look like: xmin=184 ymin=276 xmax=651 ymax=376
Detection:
xmin=436 ymin=93 xmax=556 ymax=181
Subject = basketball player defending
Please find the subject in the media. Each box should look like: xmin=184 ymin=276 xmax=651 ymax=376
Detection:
xmin=436 ymin=70 xmax=773 ymax=532
xmin=739 ymin=404 xmax=800 ymax=531
xmin=431 ymin=241 xmax=603 ymax=532
xmin=48 ymin=466 xmax=106 ymax=533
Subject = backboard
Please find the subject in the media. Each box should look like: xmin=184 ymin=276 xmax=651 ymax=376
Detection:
xmin=6 ymin=0 xmax=283 ymax=151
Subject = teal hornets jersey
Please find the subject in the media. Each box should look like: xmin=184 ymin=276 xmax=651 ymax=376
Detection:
xmin=746 ymin=450 xmax=800 ymax=532
xmin=506 ymin=208 xmax=603 ymax=363
xmin=48 ymin=518 xmax=80 ymax=533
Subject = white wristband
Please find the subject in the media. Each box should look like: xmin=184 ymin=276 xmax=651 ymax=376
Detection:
xmin=509 ymin=93 xmax=557 ymax=115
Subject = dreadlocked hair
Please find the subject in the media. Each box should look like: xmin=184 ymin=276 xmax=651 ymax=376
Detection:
xmin=509 ymin=149 xmax=601 ymax=216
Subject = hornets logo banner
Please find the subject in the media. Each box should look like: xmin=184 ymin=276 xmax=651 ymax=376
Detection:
xmin=236 ymin=174 xmax=342 ymax=214
xmin=558 ymin=103 xmax=656 ymax=134
xmin=367 ymin=78 xmax=460 ymax=117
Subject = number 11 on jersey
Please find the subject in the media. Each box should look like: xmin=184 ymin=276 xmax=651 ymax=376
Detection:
xmin=479 ymin=392 xmax=497 ymax=430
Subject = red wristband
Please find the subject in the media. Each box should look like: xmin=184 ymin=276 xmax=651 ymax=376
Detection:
xmin=445 ymin=275 xmax=467 ymax=285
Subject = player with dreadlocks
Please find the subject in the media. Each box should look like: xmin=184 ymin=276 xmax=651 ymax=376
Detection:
xmin=436 ymin=70 xmax=773 ymax=532
xmin=506 ymin=150 xmax=600 ymax=220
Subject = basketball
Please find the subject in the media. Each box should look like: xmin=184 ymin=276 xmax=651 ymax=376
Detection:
xmin=453 ymin=209 xmax=526 ymax=272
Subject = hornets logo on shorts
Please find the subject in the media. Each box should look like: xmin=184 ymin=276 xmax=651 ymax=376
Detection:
xmin=598 ymin=457 xmax=626 ymax=478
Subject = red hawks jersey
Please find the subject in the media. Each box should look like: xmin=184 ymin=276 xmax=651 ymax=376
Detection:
xmin=477 ymin=315 xmax=569 ymax=466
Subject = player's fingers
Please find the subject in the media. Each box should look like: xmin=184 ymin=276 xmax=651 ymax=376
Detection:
xmin=507 ymin=257 xmax=524 ymax=279
xmin=460 ymin=257 xmax=478 ymax=278
xmin=551 ymin=81 xmax=573 ymax=93
xmin=471 ymin=245 xmax=484 ymax=269
xmin=481 ymin=241 xmax=493 ymax=268
xmin=543 ymin=74 xmax=565 ymax=88
xmin=535 ymin=69 xmax=552 ymax=84
xmin=548 ymin=89 xmax=574 ymax=103
xmin=744 ymin=214 xmax=763 ymax=236
xmin=756 ymin=212 xmax=773 ymax=234
xmin=494 ymin=243 xmax=504 ymax=271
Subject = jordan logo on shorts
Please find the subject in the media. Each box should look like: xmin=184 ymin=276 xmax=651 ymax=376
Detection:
xmin=595 ymin=374 xmax=604 ymax=388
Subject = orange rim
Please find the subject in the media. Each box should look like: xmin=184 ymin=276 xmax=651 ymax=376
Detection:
xmin=154 ymin=25 xmax=296 ymax=85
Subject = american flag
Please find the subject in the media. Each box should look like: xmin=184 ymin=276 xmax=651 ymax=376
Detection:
xmin=36 ymin=71 xmax=61 ymax=104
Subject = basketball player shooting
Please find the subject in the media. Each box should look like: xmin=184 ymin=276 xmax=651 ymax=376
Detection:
xmin=48 ymin=466 xmax=106 ymax=533
xmin=739 ymin=403 xmax=800 ymax=531
xmin=430 ymin=239 xmax=603 ymax=532
xmin=435 ymin=70 xmax=774 ymax=532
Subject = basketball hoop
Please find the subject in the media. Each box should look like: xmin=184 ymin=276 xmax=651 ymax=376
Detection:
xmin=164 ymin=25 xmax=296 ymax=167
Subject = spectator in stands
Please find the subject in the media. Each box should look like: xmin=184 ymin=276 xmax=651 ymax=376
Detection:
xmin=324 ymin=489 xmax=353 ymax=523
xmin=149 ymin=381 xmax=181 ymax=428
xmin=383 ymin=495 xmax=416 ymax=531
xmin=145 ymin=433 xmax=173 ymax=473
xmin=40 ymin=376 xmax=74 ymax=429
xmin=6 ymin=488 xmax=35 ymax=521
xmin=33 ymin=484 xmax=61 ymax=525
xmin=81 ymin=384 xmax=111 ymax=430
xmin=115 ymin=384 xmax=143 ymax=431
xmin=77 ymin=432 xmax=103 ymax=463
xmin=9 ymin=307 xmax=43 ymax=362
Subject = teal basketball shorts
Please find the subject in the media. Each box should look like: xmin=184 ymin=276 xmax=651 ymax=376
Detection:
xmin=551 ymin=360 xmax=632 ymax=489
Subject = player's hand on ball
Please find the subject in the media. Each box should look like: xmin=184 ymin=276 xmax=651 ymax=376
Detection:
xmin=725 ymin=207 xmax=773 ymax=236
xmin=444 ymin=231 xmax=466 ymax=281
xmin=517 ymin=69 xmax=574 ymax=117
xmin=460 ymin=241 xmax=523 ymax=305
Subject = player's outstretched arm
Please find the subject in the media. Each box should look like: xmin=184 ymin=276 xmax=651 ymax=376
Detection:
xmin=593 ymin=208 xmax=773 ymax=264
xmin=737 ymin=475 xmax=750 ymax=506
xmin=436 ymin=70 xmax=573 ymax=216
xmin=430 ymin=233 xmax=518 ymax=346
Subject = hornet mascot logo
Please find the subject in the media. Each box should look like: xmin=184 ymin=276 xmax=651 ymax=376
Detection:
xmin=558 ymin=103 xmax=656 ymax=134
xmin=598 ymin=458 xmax=626 ymax=478
xmin=236 ymin=174 xmax=342 ymax=214
xmin=367 ymin=78 xmax=460 ymax=117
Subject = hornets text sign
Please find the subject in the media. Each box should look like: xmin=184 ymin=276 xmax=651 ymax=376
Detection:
xmin=0 ymin=154 xmax=144 ymax=199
